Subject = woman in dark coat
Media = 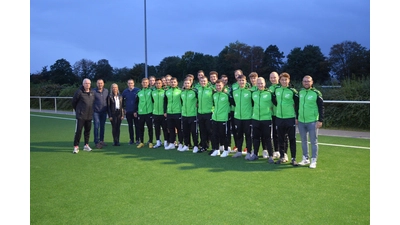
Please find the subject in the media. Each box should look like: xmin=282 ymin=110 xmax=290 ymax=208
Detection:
xmin=107 ymin=83 xmax=124 ymax=146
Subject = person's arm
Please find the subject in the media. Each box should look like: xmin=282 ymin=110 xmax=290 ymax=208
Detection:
xmin=317 ymin=92 xmax=324 ymax=126
xmin=293 ymin=89 xmax=299 ymax=120
xmin=107 ymin=95 xmax=112 ymax=119
xmin=134 ymin=94 xmax=139 ymax=114
xmin=163 ymin=92 xmax=168 ymax=114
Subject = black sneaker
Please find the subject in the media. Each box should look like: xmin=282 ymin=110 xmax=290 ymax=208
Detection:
xmin=291 ymin=159 xmax=299 ymax=166
xmin=198 ymin=147 xmax=207 ymax=153
xmin=275 ymin=158 xmax=284 ymax=164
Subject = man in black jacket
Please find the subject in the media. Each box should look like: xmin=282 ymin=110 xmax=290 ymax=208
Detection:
xmin=72 ymin=78 xmax=95 ymax=154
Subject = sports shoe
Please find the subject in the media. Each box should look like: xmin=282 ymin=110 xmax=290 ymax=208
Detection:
xmin=268 ymin=156 xmax=274 ymax=164
xmin=284 ymin=153 xmax=288 ymax=162
xmin=148 ymin=143 xmax=154 ymax=148
xmin=273 ymin=151 xmax=280 ymax=159
xmin=232 ymin=146 xmax=238 ymax=152
xmin=309 ymin=158 xmax=317 ymax=169
xmin=165 ymin=143 xmax=175 ymax=150
xmin=153 ymin=141 xmax=162 ymax=148
xmin=137 ymin=142 xmax=144 ymax=148
xmin=83 ymin=144 xmax=92 ymax=151
xmin=220 ymin=150 xmax=229 ymax=157
xmin=227 ymin=146 xmax=232 ymax=152
xmin=245 ymin=153 xmax=252 ymax=160
xmin=210 ymin=150 xmax=220 ymax=156
xmin=181 ymin=145 xmax=189 ymax=151
xmin=176 ymin=144 xmax=182 ymax=151
xmin=291 ymin=159 xmax=299 ymax=166
xmin=232 ymin=152 xmax=242 ymax=158
xmin=193 ymin=146 xmax=199 ymax=153
xmin=164 ymin=140 xmax=168 ymax=146
xmin=298 ymin=156 xmax=310 ymax=166
xmin=199 ymin=147 xmax=207 ymax=153
xmin=129 ymin=140 xmax=134 ymax=145
xmin=135 ymin=141 xmax=140 ymax=145
xmin=262 ymin=150 xmax=268 ymax=158
xmin=275 ymin=158 xmax=284 ymax=164
xmin=99 ymin=141 xmax=107 ymax=146
xmin=249 ymin=154 xmax=259 ymax=161
xmin=96 ymin=143 xmax=103 ymax=149
xmin=73 ymin=146 xmax=79 ymax=154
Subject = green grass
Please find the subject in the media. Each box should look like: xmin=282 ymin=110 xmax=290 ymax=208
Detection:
xmin=30 ymin=112 xmax=370 ymax=224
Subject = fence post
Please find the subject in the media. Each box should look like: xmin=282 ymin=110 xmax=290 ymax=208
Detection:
xmin=54 ymin=97 xmax=57 ymax=113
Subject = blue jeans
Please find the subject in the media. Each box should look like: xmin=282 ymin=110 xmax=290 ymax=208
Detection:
xmin=297 ymin=121 xmax=319 ymax=159
xmin=93 ymin=111 xmax=107 ymax=144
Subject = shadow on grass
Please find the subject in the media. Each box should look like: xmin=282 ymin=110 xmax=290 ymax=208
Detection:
xmin=30 ymin=141 xmax=300 ymax=173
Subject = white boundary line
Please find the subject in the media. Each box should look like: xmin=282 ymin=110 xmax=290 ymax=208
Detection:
xmin=30 ymin=113 xmax=370 ymax=150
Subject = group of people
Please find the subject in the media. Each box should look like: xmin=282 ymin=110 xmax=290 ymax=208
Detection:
xmin=71 ymin=69 xmax=324 ymax=169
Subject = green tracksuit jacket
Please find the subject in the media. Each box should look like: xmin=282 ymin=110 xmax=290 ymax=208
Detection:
xmin=252 ymin=89 xmax=273 ymax=121
xmin=298 ymin=87 xmax=324 ymax=123
xmin=181 ymin=88 xmax=198 ymax=117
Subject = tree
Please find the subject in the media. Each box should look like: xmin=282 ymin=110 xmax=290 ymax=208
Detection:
xmin=157 ymin=56 xmax=181 ymax=78
xmin=216 ymin=41 xmax=252 ymax=81
xmin=328 ymin=41 xmax=370 ymax=80
xmin=113 ymin=67 xmax=131 ymax=82
xmin=129 ymin=64 xmax=143 ymax=82
xmin=177 ymin=51 xmax=217 ymax=79
xmin=262 ymin=45 xmax=285 ymax=74
xmin=49 ymin=58 xmax=77 ymax=85
xmin=30 ymin=66 xmax=50 ymax=84
xmin=73 ymin=59 xmax=95 ymax=79
xmin=93 ymin=59 xmax=113 ymax=82
xmin=282 ymin=45 xmax=330 ymax=83
xmin=249 ymin=45 xmax=264 ymax=75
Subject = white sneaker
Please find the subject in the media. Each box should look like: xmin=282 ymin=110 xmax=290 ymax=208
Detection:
xmin=227 ymin=146 xmax=231 ymax=152
xmin=284 ymin=153 xmax=288 ymax=162
xmin=273 ymin=151 xmax=280 ymax=159
xmin=73 ymin=146 xmax=79 ymax=154
xmin=164 ymin=140 xmax=168 ymax=146
xmin=193 ymin=146 xmax=199 ymax=153
xmin=220 ymin=150 xmax=229 ymax=157
xmin=298 ymin=155 xmax=310 ymax=165
xmin=262 ymin=150 xmax=268 ymax=158
xmin=83 ymin=144 xmax=92 ymax=151
xmin=210 ymin=150 xmax=220 ymax=156
xmin=245 ymin=153 xmax=252 ymax=160
xmin=180 ymin=145 xmax=189 ymax=151
xmin=309 ymin=158 xmax=317 ymax=169
xmin=165 ymin=143 xmax=175 ymax=150
xmin=177 ymin=144 xmax=183 ymax=151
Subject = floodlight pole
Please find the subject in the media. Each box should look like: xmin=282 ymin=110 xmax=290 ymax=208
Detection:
xmin=144 ymin=0 xmax=148 ymax=78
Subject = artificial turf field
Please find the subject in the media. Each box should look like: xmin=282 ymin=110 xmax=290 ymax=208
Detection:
xmin=30 ymin=112 xmax=370 ymax=224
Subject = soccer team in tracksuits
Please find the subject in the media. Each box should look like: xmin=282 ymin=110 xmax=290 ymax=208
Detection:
xmin=128 ymin=70 xmax=323 ymax=167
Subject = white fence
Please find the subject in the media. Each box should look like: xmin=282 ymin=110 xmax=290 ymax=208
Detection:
xmin=30 ymin=96 xmax=370 ymax=114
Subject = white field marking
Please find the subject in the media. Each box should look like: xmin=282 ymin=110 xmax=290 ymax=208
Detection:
xmin=297 ymin=141 xmax=370 ymax=150
xmin=31 ymin=113 xmax=370 ymax=150
xmin=30 ymin=113 xmax=127 ymax=126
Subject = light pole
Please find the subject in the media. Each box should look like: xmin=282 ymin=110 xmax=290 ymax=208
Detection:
xmin=144 ymin=0 xmax=148 ymax=78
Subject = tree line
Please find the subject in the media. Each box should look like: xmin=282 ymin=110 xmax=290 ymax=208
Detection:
xmin=30 ymin=40 xmax=369 ymax=86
